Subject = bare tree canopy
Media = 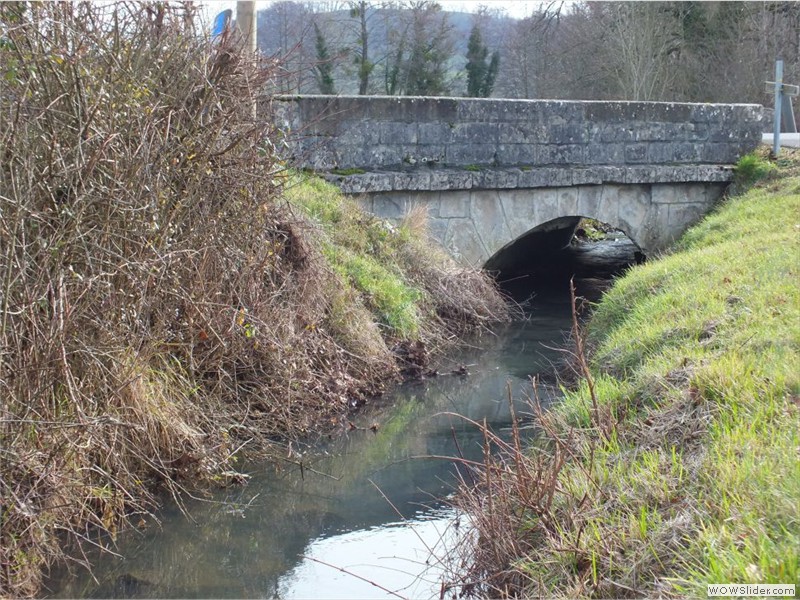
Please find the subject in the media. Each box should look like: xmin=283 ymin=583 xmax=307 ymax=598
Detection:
xmin=252 ymin=0 xmax=799 ymax=106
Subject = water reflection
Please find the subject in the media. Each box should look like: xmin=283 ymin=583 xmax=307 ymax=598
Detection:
xmin=279 ymin=509 xmax=459 ymax=600
xmin=47 ymin=278 xmax=581 ymax=599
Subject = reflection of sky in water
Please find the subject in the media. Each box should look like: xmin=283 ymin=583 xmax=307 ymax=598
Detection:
xmin=46 ymin=282 xmax=576 ymax=599
xmin=279 ymin=508 xmax=462 ymax=600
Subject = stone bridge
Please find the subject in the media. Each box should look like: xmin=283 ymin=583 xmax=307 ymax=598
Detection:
xmin=271 ymin=95 xmax=764 ymax=268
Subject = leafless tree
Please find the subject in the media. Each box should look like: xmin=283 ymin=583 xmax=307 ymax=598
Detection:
xmin=494 ymin=1 xmax=562 ymax=98
xmin=600 ymin=2 xmax=683 ymax=101
xmin=257 ymin=1 xmax=317 ymax=93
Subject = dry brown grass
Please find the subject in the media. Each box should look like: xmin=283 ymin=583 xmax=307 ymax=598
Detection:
xmin=0 ymin=3 xmax=511 ymax=596
xmin=393 ymin=209 xmax=517 ymax=353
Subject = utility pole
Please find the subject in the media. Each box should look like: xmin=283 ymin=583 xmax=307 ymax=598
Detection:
xmin=236 ymin=1 xmax=257 ymax=55
xmin=236 ymin=1 xmax=257 ymax=118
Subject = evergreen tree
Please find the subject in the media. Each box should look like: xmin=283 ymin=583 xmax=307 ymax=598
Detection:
xmin=482 ymin=49 xmax=500 ymax=97
xmin=465 ymin=24 xmax=499 ymax=97
xmin=313 ymin=22 xmax=335 ymax=94
xmin=384 ymin=31 xmax=406 ymax=95
xmin=404 ymin=2 xmax=453 ymax=96
xmin=466 ymin=25 xmax=487 ymax=96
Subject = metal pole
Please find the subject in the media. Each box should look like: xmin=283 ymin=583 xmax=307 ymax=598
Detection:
xmin=773 ymin=59 xmax=783 ymax=156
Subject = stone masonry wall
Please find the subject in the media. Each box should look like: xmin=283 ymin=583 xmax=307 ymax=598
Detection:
xmin=271 ymin=95 xmax=764 ymax=192
xmin=357 ymin=182 xmax=727 ymax=264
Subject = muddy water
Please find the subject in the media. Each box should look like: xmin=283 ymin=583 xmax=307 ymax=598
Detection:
xmin=45 ymin=239 xmax=639 ymax=600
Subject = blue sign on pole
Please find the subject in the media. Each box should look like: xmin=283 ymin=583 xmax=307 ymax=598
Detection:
xmin=211 ymin=9 xmax=232 ymax=38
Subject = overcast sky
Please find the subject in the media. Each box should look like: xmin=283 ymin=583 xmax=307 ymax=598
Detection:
xmin=200 ymin=0 xmax=541 ymax=25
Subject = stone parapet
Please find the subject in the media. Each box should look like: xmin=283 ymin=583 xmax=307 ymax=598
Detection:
xmin=269 ymin=96 xmax=760 ymax=266
xmin=270 ymin=95 xmax=764 ymax=185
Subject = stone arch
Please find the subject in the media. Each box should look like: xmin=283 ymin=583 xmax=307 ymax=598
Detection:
xmin=483 ymin=213 xmax=645 ymax=277
xmin=479 ymin=185 xmax=652 ymax=266
xmin=365 ymin=182 xmax=726 ymax=269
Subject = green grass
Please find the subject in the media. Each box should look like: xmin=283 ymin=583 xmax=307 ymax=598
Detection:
xmin=283 ymin=171 xmax=512 ymax=348
xmin=481 ymin=150 xmax=800 ymax=596
xmin=283 ymin=174 xmax=425 ymax=338
xmin=733 ymin=151 xmax=776 ymax=189
xmin=324 ymin=246 xmax=422 ymax=336
xmin=330 ymin=167 xmax=367 ymax=176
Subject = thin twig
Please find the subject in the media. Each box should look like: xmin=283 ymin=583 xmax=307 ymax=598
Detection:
xmin=300 ymin=555 xmax=410 ymax=600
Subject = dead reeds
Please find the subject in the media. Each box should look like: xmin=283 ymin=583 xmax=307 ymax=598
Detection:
xmin=442 ymin=280 xmax=623 ymax=598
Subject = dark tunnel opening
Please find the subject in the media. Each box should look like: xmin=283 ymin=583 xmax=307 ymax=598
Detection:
xmin=485 ymin=216 xmax=646 ymax=304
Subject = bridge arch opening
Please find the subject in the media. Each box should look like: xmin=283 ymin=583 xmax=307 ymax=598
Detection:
xmin=484 ymin=216 xmax=645 ymax=301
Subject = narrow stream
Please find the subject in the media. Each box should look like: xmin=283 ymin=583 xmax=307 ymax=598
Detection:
xmin=45 ymin=238 xmax=640 ymax=600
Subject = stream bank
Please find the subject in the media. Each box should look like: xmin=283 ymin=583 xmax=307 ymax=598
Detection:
xmin=0 ymin=7 xmax=510 ymax=596
xmin=449 ymin=149 xmax=800 ymax=597
xmin=44 ymin=281 xmax=567 ymax=598
xmin=45 ymin=236 xmax=644 ymax=599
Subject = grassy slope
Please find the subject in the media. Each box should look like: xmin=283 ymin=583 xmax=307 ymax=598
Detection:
xmin=557 ymin=155 xmax=798 ymax=594
xmin=284 ymin=175 xmax=425 ymax=339
xmin=283 ymin=174 xmax=511 ymax=350
xmin=581 ymin=166 xmax=798 ymax=592
xmin=456 ymin=151 xmax=799 ymax=597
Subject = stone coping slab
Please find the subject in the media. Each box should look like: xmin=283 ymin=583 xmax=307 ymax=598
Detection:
xmin=322 ymin=164 xmax=735 ymax=195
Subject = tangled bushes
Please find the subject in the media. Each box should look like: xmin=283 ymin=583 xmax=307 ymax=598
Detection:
xmin=0 ymin=3 xmax=509 ymax=596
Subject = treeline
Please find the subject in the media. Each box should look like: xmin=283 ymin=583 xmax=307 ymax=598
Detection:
xmin=258 ymin=0 xmax=502 ymax=96
xmin=254 ymin=0 xmax=799 ymax=106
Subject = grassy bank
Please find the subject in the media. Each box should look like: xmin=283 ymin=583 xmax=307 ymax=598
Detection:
xmin=0 ymin=5 xmax=509 ymax=596
xmin=451 ymin=149 xmax=799 ymax=597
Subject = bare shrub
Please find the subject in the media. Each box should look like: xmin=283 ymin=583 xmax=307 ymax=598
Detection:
xmin=442 ymin=283 xmax=617 ymax=598
xmin=441 ymin=386 xmax=572 ymax=598
xmin=0 ymin=2 xmax=387 ymax=595
xmin=0 ymin=3 xmax=513 ymax=594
